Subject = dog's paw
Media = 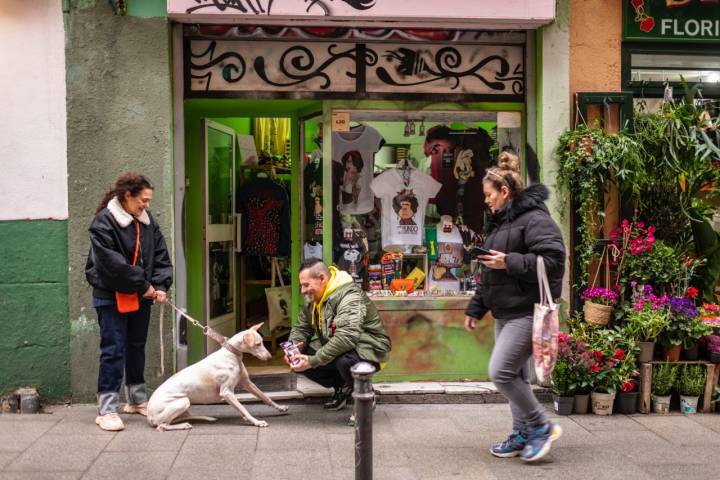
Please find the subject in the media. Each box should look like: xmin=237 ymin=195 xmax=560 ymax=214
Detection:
xmin=276 ymin=405 xmax=289 ymax=413
xmin=254 ymin=420 xmax=269 ymax=428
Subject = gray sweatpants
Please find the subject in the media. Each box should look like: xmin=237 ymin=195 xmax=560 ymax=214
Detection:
xmin=489 ymin=315 xmax=548 ymax=432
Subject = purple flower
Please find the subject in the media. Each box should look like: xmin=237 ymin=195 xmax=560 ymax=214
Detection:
xmin=669 ymin=296 xmax=699 ymax=319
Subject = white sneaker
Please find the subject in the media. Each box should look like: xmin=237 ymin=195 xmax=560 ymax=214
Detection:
xmin=95 ymin=412 xmax=125 ymax=431
xmin=122 ymin=402 xmax=148 ymax=416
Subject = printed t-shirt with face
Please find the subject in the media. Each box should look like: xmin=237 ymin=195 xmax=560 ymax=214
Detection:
xmin=335 ymin=229 xmax=368 ymax=287
xmin=371 ymin=168 xmax=442 ymax=251
xmin=303 ymin=157 xmax=322 ymax=225
xmin=332 ymin=125 xmax=384 ymax=215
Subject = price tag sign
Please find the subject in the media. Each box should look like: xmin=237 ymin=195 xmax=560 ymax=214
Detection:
xmin=332 ymin=112 xmax=350 ymax=132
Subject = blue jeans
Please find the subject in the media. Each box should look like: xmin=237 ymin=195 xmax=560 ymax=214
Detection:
xmin=95 ymin=298 xmax=151 ymax=413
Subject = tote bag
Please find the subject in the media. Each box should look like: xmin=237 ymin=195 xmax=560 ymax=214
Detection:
xmin=532 ymin=256 xmax=559 ymax=383
xmin=265 ymin=258 xmax=291 ymax=333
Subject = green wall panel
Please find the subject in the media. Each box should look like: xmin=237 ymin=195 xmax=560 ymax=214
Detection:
xmin=0 ymin=220 xmax=69 ymax=399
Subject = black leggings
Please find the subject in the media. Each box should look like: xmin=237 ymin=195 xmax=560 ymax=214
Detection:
xmin=300 ymin=347 xmax=378 ymax=390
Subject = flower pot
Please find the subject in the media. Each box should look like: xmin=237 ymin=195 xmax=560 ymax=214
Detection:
xmin=638 ymin=341 xmax=655 ymax=363
xmin=615 ymin=391 xmax=638 ymax=415
xmin=573 ymin=393 xmax=590 ymax=414
xmin=710 ymin=351 xmax=720 ymax=363
xmin=663 ymin=345 xmax=681 ymax=362
xmin=652 ymin=395 xmax=671 ymax=414
xmin=591 ymin=391 xmax=616 ymax=416
xmin=553 ymin=395 xmax=574 ymax=415
xmin=680 ymin=395 xmax=699 ymax=414
xmin=583 ymin=301 xmax=612 ymax=326
xmin=683 ymin=344 xmax=699 ymax=361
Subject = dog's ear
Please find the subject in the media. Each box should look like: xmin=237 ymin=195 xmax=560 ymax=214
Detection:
xmin=243 ymin=331 xmax=255 ymax=345
xmin=251 ymin=322 xmax=264 ymax=332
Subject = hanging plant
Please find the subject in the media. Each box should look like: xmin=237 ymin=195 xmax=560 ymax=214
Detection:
xmin=556 ymin=126 xmax=644 ymax=287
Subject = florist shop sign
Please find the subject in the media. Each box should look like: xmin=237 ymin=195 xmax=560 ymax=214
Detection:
xmin=625 ymin=0 xmax=720 ymax=43
xmin=169 ymin=0 xmax=555 ymax=28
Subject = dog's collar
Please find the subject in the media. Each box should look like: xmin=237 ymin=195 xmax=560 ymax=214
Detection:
xmin=222 ymin=341 xmax=243 ymax=357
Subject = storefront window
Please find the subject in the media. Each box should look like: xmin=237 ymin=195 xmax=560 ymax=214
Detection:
xmin=308 ymin=109 xmax=522 ymax=298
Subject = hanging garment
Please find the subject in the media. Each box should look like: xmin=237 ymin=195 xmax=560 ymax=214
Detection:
xmin=237 ymin=177 xmax=290 ymax=257
xmin=254 ymin=118 xmax=291 ymax=157
xmin=304 ymin=157 xmax=323 ymax=226
xmin=370 ymin=167 xmax=441 ymax=251
xmin=332 ymin=124 xmax=385 ymax=215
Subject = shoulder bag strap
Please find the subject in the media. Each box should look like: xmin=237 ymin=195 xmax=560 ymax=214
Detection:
xmin=536 ymin=256 xmax=554 ymax=307
xmin=131 ymin=220 xmax=141 ymax=267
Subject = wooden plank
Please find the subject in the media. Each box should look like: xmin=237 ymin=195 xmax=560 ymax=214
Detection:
xmin=639 ymin=362 xmax=652 ymax=414
xmin=702 ymin=363 xmax=720 ymax=413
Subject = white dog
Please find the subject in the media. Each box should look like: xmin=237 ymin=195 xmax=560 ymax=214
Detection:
xmin=147 ymin=323 xmax=288 ymax=431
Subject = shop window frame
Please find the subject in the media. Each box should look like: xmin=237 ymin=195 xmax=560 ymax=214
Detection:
xmin=622 ymin=42 xmax=720 ymax=99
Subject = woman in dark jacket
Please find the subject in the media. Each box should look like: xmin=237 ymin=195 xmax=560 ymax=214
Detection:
xmin=464 ymin=152 xmax=565 ymax=462
xmin=86 ymin=173 xmax=173 ymax=431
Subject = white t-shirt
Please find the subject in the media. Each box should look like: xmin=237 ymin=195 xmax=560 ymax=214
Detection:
xmin=332 ymin=125 xmax=384 ymax=215
xmin=371 ymin=168 xmax=442 ymax=251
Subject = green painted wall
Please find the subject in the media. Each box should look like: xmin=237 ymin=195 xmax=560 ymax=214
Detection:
xmin=65 ymin=2 xmax=173 ymax=402
xmin=0 ymin=220 xmax=70 ymax=400
xmin=128 ymin=0 xmax=167 ymax=17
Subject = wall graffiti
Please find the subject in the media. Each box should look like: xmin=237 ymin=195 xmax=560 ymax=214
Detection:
xmin=187 ymin=39 xmax=524 ymax=99
xmin=184 ymin=0 xmax=376 ymax=15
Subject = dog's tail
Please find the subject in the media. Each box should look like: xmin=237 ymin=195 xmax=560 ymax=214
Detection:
xmin=172 ymin=415 xmax=217 ymax=424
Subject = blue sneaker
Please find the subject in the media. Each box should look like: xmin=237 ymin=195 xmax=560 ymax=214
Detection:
xmin=489 ymin=431 xmax=527 ymax=458
xmin=521 ymin=422 xmax=562 ymax=462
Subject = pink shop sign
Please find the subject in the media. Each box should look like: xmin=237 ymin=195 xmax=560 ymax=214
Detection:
xmin=168 ymin=0 xmax=556 ymax=29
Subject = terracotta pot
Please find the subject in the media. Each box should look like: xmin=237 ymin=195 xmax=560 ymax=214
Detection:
xmin=573 ymin=393 xmax=590 ymax=414
xmin=664 ymin=345 xmax=681 ymax=362
xmin=638 ymin=341 xmax=655 ymax=363
xmin=591 ymin=391 xmax=616 ymax=416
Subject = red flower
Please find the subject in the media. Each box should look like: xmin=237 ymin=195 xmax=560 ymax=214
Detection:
xmin=590 ymin=364 xmax=601 ymax=373
xmin=594 ymin=351 xmax=604 ymax=363
xmin=687 ymin=287 xmax=699 ymax=299
xmin=614 ymin=348 xmax=626 ymax=360
xmin=620 ymin=380 xmax=636 ymax=393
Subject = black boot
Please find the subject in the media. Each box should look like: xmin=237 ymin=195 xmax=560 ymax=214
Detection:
xmin=324 ymin=386 xmax=353 ymax=410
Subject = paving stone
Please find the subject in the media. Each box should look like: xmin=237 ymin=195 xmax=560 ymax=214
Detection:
xmin=640 ymin=463 xmax=715 ymax=477
xmin=0 ymin=453 xmax=18 ymax=470
xmin=105 ymin=429 xmax=189 ymax=451
xmin=4 ymin=435 xmax=111 ymax=471
xmin=327 ymin=433 xmax=412 ymax=469
xmin=167 ymin=467 xmax=252 ymax=480
xmin=0 ymin=419 xmax=59 ymax=452
xmin=0 ymin=473 xmax=82 ymax=480
xmin=82 ymin=451 xmax=177 ymax=480
xmin=252 ymin=447 xmax=331 ymax=472
xmin=688 ymin=413 xmax=720 ymax=433
xmin=569 ymin=414 xmax=650 ymax=431
xmin=235 ymin=391 xmax=303 ymax=403
xmin=330 ymin=467 xmax=417 ymax=480
xmin=296 ymin=377 xmax=334 ymax=398
xmin=171 ymin=435 xmax=257 ymax=469
xmin=404 ymin=447 xmax=496 ymax=480
xmin=631 ymin=414 xmax=720 ymax=446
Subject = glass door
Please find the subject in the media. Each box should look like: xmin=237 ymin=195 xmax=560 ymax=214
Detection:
xmin=202 ymin=119 xmax=237 ymax=354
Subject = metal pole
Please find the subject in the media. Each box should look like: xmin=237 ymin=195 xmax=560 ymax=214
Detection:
xmin=351 ymin=362 xmax=376 ymax=480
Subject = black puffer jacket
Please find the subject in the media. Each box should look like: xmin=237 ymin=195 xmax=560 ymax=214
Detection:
xmin=465 ymin=184 xmax=565 ymax=320
xmin=85 ymin=198 xmax=173 ymax=299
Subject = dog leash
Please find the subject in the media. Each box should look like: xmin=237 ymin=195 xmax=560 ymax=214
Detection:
xmin=163 ymin=300 xmax=243 ymax=357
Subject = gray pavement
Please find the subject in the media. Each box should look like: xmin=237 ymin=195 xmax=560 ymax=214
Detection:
xmin=1 ymin=402 xmax=719 ymax=479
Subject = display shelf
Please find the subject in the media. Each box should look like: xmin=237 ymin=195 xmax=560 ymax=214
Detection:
xmin=638 ymin=361 xmax=720 ymax=414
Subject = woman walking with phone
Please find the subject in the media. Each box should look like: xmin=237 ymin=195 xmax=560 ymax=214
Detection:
xmin=465 ymin=152 xmax=566 ymax=462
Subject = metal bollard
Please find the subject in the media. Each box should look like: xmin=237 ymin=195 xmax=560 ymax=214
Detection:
xmin=351 ymin=362 xmax=376 ymax=480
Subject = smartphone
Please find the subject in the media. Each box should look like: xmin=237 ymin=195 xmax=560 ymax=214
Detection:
xmin=473 ymin=246 xmax=492 ymax=256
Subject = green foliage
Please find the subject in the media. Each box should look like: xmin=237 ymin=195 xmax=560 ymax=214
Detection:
xmin=556 ymin=126 xmax=644 ymax=286
xmin=622 ymin=305 xmax=670 ymax=342
xmin=551 ymin=360 xmax=574 ymax=396
xmin=676 ymin=364 xmax=706 ymax=397
xmin=621 ymin=240 xmax=685 ymax=289
xmin=652 ymin=363 xmax=677 ymax=397
xmin=690 ymin=219 xmax=720 ymax=302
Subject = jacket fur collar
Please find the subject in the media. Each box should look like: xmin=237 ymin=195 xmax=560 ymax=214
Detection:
xmin=486 ymin=183 xmax=550 ymax=233
xmin=108 ymin=196 xmax=150 ymax=227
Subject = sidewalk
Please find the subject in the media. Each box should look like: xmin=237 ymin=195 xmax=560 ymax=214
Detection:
xmin=1 ymin=401 xmax=719 ymax=479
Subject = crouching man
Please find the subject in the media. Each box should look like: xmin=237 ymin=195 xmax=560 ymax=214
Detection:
xmin=285 ymin=259 xmax=391 ymax=415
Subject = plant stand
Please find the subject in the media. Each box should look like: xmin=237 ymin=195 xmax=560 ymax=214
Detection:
xmin=638 ymin=361 xmax=720 ymax=414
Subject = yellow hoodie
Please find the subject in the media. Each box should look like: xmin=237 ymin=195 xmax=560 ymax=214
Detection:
xmin=311 ymin=266 xmax=354 ymax=333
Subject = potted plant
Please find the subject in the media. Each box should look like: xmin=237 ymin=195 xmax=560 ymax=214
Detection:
xmin=551 ymin=359 xmax=575 ymax=415
xmin=677 ymin=364 xmax=706 ymax=414
xmin=587 ymin=332 xmax=628 ymax=416
xmin=651 ymin=362 xmax=677 ymax=414
xmin=706 ymin=335 xmax=720 ymax=363
xmin=616 ymin=379 xmax=639 ymax=415
xmin=582 ymin=286 xmax=618 ymax=327
xmin=559 ymin=328 xmax=593 ymax=413
xmin=621 ymin=284 xmax=670 ymax=362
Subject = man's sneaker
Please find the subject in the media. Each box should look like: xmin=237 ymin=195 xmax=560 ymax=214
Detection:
xmin=95 ymin=412 xmax=125 ymax=431
xmin=122 ymin=402 xmax=148 ymax=416
xmin=521 ymin=422 xmax=562 ymax=462
xmin=489 ymin=431 xmax=527 ymax=458
xmin=325 ymin=386 xmax=352 ymax=411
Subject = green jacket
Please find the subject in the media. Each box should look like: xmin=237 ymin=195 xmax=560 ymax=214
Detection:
xmin=289 ymin=269 xmax=391 ymax=368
